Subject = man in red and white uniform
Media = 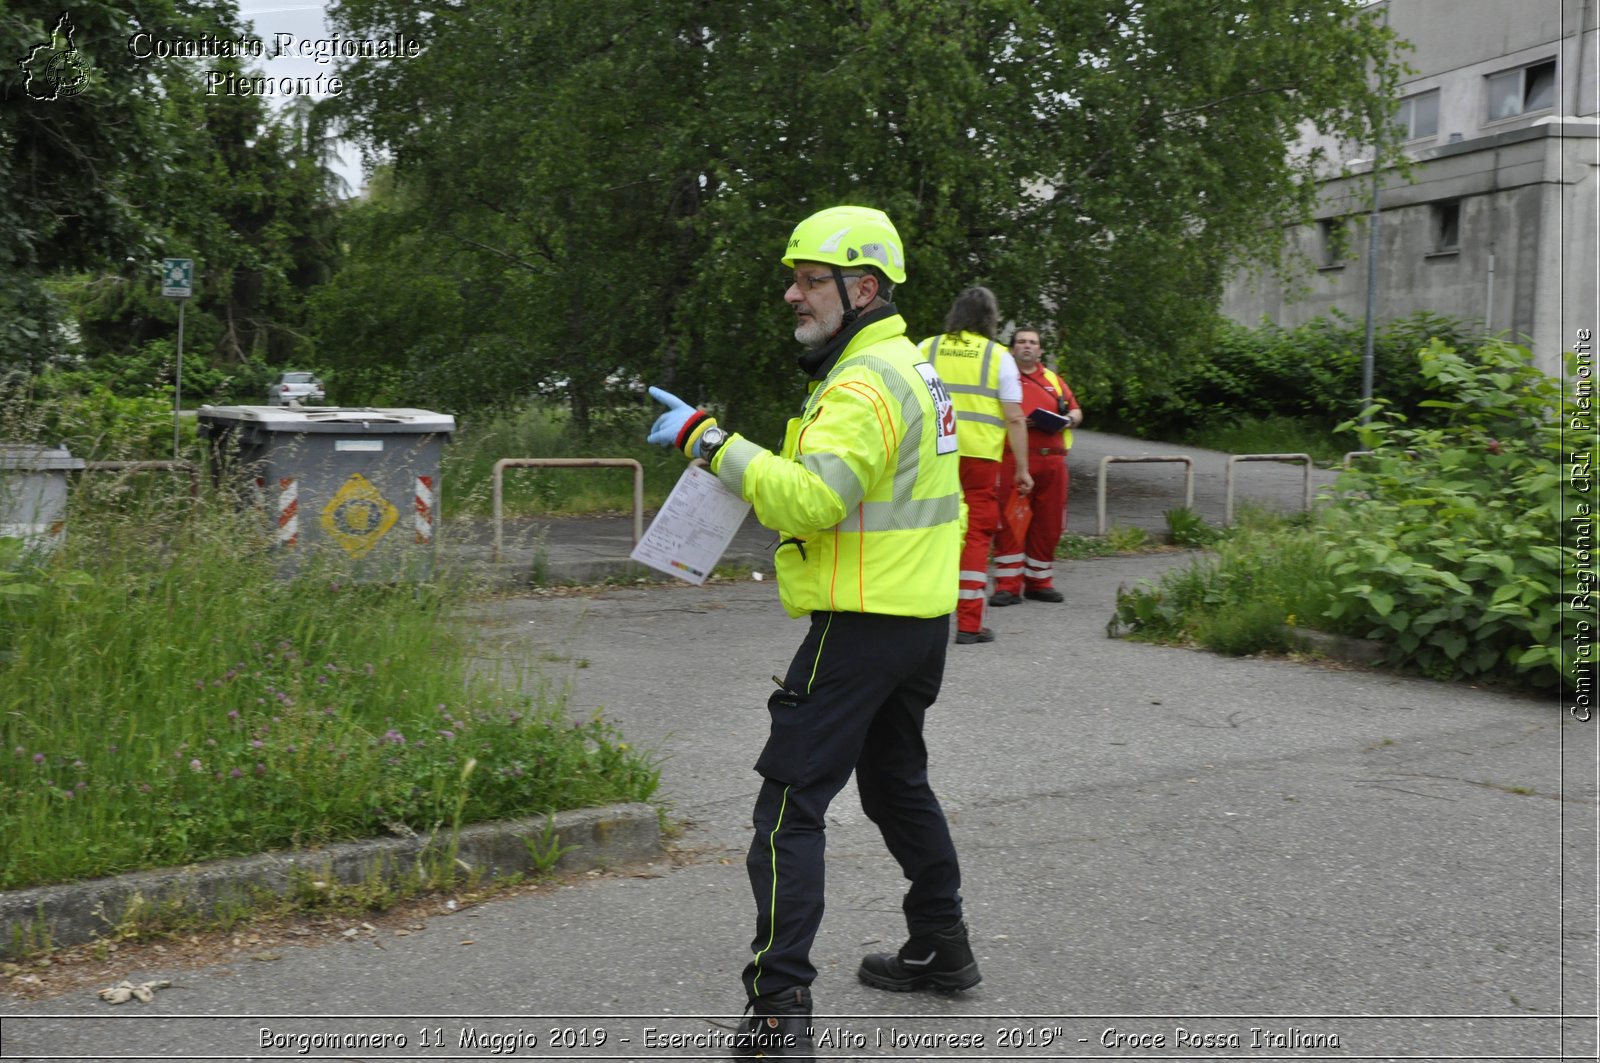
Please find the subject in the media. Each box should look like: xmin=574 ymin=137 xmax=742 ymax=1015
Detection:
xmin=991 ymin=326 xmax=1082 ymax=605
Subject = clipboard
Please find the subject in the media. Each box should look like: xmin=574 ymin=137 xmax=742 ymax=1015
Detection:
xmin=629 ymin=465 xmax=753 ymax=584
xmin=1027 ymin=407 xmax=1072 ymax=433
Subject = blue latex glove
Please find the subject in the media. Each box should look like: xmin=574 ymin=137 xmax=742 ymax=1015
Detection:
xmin=646 ymin=386 xmax=697 ymax=447
xmin=648 ymin=385 xmax=719 ymax=458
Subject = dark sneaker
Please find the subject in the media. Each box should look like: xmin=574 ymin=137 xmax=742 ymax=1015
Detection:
xmin=989 ymin=590 xmax=1023 ymax=607
xmin=731 ymin=986 xmax=814 ymax=1060
xmin=1024 ymin=587 xmax=1064 ymax=603
xmin=858 ymin=920 xmax=982 ymax=993
xmin=954 ymin=627 xmax=995 ymax=644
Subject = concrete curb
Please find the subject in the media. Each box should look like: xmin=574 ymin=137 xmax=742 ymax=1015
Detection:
xmin=1291 ymin=625 xmax=1392 ymax=666
xmin=0 ymin=802 xmax=659 ymax=959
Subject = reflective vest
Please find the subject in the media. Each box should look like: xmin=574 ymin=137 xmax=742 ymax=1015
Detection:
xmin=918 ymin=331 xmax=1006 ymax=460
xmin=712 ymin=313 xmax=964 ymax=618
xmin=1023 ymin=365 xmax=1075 ymax=450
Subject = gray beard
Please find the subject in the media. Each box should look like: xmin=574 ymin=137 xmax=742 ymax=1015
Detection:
xmin=794 ymin=318 xmax=833 ymax=348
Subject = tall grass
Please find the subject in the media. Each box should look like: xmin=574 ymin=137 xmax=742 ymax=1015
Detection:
xmin=1108 ymin=507 xmax=1337 ymax=656
xmin=0 ymin=473 xmax=658 ymax=890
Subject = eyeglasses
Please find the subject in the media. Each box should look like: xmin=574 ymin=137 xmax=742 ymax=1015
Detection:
xmin=793 ymin=271 xmax=863 ymax=290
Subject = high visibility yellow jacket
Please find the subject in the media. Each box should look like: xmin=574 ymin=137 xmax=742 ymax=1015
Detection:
xmin=918 ymin=330 xmax=1007 ymax=460
xmin=712 ymin=312 xmax=964 ymax=619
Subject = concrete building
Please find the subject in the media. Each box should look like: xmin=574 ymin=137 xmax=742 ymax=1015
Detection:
xmin=1220 ymin=0 xmax=1598 ymax=377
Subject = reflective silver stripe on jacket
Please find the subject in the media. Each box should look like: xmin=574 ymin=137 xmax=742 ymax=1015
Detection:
xmin=813 ymin=352 xmax=961 ymax=533
xmin=942 ymin=340 xmax=999 ymax=402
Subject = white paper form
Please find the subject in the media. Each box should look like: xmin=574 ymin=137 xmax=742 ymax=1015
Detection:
xmin=630 ymin=464 xmax=754 ymax=584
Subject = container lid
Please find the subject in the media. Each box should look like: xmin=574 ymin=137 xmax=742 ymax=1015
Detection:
xmin=196 ymin=406 xmax=456 ymax=435
xmin=0 ymin=443 xmax=86 ymax=470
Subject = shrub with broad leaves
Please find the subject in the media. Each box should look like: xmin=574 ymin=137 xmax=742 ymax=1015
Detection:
xmin=1321 ymin=338 xmax=1585 ymax=690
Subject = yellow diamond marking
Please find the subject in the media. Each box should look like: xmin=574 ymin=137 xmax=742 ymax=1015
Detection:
xmin=320 ymin=473 xmax=398 ymax=558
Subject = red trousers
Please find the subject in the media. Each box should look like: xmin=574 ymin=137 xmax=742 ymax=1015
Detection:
xmin=995 ymin=450 xmax=1068 ymax=594
xmin=957 ymin=457 xmax=1000 ymax=633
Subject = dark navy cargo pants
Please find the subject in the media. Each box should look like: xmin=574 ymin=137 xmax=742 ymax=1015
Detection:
xmin=741 ymin=609 xmax=964 ymax=1001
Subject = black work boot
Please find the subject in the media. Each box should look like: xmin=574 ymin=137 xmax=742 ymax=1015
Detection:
xmin=858 ymin=919 xmax=982 ymax=992
xmin=730 ymin=986 xmax=814 ymax=1060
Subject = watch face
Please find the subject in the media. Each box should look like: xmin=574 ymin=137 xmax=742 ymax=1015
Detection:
xmin=700 ymin=427 xmax=727 ymax=454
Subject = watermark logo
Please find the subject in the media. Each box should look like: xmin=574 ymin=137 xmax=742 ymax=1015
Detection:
xmin=19 ymin=12 xmax=90 ymax=100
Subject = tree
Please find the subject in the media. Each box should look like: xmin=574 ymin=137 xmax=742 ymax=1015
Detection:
xmin=322 ymin=0 xmax=1402 ymax=430
xmin=2 ymin=0 xmax=206 ymax=370
xmin=3 ymin=2 xmax=344 ymax=393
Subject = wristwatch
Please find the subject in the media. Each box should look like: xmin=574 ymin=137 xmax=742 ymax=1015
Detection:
xmin=697 ymin=425 xmax=730 ymax=463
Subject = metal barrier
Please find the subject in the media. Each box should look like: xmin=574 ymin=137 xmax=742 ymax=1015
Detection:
xmin=1096 ymin=455 xmax=1194 ymax=535
xmin=1224 ymin=453 xmax=1312 ymax=526
xmin=82 ymin=460 xmax=201 ymax=498
xmin=493 ymin=458 xmax=644 ymax=561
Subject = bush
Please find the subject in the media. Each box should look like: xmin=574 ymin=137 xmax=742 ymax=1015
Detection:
xmin=4 ymin=370 xmax=186 ymax=460
xmin=1109 ymin=513 xmax=1335 ymax=648
xmin=1105 ymin=310 xmax=1485 ymax=442
xmin=1321 ymin=338 xmax=1582 ymax=689
xmin=1111 ymin=337 xmax=1582 ymax=692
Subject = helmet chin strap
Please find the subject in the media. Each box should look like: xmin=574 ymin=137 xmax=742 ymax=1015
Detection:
xmin=831 ymin=266 xmax=859 ymax=329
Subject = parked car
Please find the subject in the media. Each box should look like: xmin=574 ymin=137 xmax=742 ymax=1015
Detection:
xmin=267 ymin=371 xmax=326 ymax=406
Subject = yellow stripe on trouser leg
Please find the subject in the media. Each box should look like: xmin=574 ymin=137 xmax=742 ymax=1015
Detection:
xmin=749 ymin=784 xmax=791 ymax=998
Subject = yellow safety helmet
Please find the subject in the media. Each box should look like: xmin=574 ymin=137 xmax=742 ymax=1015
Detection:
xmin=783 ymin=205 xmax=907 ymax=284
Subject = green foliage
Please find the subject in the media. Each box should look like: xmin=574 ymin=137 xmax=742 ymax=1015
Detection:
xmin=3 ymin=4 xmax=344 ymax=380
xmin=1103 ymin=311 xmax=1484 ymax=444
xmin=0 ymin=481 xmax=659 ymax=890
xmin=1321 ymin=339 xmax=1582 ymax=690
xmin=1057 ymin=533 xmax=1121 ymax=560
xmin=1105 ymin=525 xmax=1154 ymax=552
xmin=1112 ymin=339 xmax=1582 ymax=692
xmin=1181 ymin=415 xmax=1346 ymax=465
xmin=319 ymin=0 xmax=1402 ymax=423
xmin=1109 ymin=514 xmax=1334 ymax=652
xmin=1165 ymin=507 xmax=1223 ymax=547
xmin=523 ymin=816 xmax=581 ymax=877
xmin=5 ymin=369 xmax=186 ymax=459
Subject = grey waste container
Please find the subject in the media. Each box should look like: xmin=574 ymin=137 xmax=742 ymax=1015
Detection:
xmin=0 ymin=444 xmax=85 ymax=554
xmin=197 ymin=406 xmax=455 ymax=581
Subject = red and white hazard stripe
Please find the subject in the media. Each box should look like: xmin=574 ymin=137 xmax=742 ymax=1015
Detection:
xmin=276 ymin=477 xmax=298 ymax=547
xmin=414 ymin=475 xmax=434 ymax=544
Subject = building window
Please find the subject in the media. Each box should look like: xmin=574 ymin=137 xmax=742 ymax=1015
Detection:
xmin=1317 ymin=217 xmax=1348 ymax=267
xmin=1395 ymin=90 xmax=1440 ymax=140
xmin=1487 ymin=59 xmax=1557 ymax=121
xmin=1432 ymin=201 xmax=1461 ymax=252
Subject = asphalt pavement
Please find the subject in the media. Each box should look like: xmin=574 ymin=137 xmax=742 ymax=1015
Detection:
xmin=1 ymin=431 xmax=1595 ymax=1062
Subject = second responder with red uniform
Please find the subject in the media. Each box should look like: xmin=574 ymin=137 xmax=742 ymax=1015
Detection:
xmin=991 ymin=326 xmax=1082 ymax=605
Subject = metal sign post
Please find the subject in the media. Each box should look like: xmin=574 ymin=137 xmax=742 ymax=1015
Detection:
xmin=162 ymin=258 xmax=194 ymax=460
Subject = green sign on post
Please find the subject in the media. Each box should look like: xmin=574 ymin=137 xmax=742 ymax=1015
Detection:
xmin=162 ymin=258 xmax=194 ymax=459
xmin=161 ymin=257 xmax=193 ymax=299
